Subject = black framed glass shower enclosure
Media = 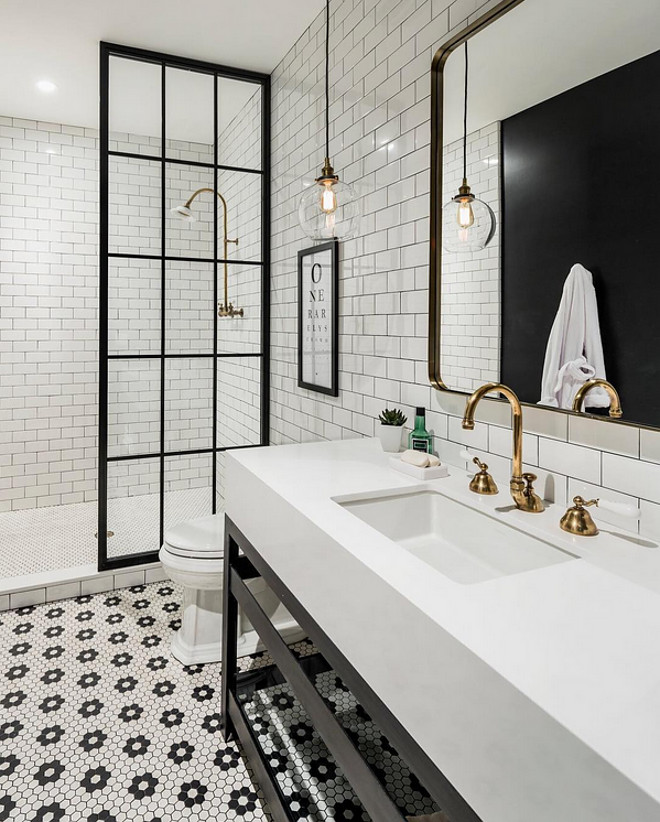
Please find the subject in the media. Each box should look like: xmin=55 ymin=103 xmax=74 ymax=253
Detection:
xmin=98 ymin=42 xmax=270 ymax=571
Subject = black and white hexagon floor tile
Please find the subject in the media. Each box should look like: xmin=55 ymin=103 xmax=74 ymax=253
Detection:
xmin=0 ymin=582 xmax=439 ymax=822
xmin=0 ymin=582 xmax=270 ymax=822
xmin=239 ymin=672 xmax=438 ymax=821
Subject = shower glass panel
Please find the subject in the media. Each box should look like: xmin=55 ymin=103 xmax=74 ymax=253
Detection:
xmin=216 ymin=264 xmax=262 ymax=355
xmin=99 ymin=43 xmax=269 ymax=571
xmin=216 ymin=76 xmax=262 ymax=171
xmin=107 ymin=359 xmax=161 ymax=458
xmin=107 ymin=458 xmax=161 ymax=560
xmin=108 ymin=258 xmax=161 ymax=356
xmin=165 ymin=261 xmax=214 ymax=354
xmin=165 ymin=163 xmax=216 ymax=258
xmin=164 ymin=453 xmax=214 ymax=533
xmin=109 ymin=56 xmax=161 ymax=154
xmin=215 ymin=169 xmax=263 ymax=263
xmin=108 ymin=156 xmax=162 ymax=256
xmin=164 ymin=358 xmax=215 ymax=452
xmin=216 ymin=358 xmax=262 ymax=448
xmin=165 ymin=68 xmax=215 ymax=163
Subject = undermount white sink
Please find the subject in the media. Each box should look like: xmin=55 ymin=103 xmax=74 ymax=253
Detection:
xmin=338 ymin=487 xmax=578 ymax=584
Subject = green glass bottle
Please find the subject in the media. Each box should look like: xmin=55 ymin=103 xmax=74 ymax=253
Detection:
xmin=409 ymin=407 xmax=433 ymax=453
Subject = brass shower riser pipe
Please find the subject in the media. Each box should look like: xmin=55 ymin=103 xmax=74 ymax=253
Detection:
xmin=183 ymin=187 xmax=241 ymax=316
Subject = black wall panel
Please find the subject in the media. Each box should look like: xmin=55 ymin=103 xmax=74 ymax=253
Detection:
xmin=501 ymin=48 xmax=660 ymax=425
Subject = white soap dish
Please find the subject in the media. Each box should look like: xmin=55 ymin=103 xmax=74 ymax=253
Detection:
xmin=389 ymin=456 xmax=449 ymax=480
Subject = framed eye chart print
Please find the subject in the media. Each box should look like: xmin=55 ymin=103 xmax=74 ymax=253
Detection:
xmin=297 ymin=240 xmax=338 ymax=396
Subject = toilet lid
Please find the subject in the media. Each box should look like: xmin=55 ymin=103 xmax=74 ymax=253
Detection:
xmin=163 ymin=514 xmax=225 ymax=559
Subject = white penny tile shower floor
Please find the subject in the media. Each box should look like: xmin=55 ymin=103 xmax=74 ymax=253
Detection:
xmin=0 ymin=489 xmax=211 ymax=582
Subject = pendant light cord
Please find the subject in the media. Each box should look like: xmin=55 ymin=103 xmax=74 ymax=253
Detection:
xmin=325 ymin=0 xmax=330 ymax=160
xmin=463 ymin=41 xmax=468 ymax=182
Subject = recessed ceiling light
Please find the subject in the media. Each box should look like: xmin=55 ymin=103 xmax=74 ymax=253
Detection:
xmin=36 ymin=80 xmax=57 ymax=93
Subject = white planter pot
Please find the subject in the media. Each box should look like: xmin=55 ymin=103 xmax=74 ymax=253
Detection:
xmin=377 ymin=424 xmax=403 ymax=453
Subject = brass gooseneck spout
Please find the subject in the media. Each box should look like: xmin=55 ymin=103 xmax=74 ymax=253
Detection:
xmin=572 ymin=379 xmax=622 ymax=418
xmin=462 ymin=382 xmax=544 ymax=513
xmin=175 ymin=187 xmax=243 ymax=318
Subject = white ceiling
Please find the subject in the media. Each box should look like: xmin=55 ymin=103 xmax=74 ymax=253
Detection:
xmin=443 ymin=0 xmax=660 ymax=145
xmin=0 ymin=0 xmax=324 ymax=137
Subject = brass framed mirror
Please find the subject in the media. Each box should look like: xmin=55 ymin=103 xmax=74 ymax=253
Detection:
xmin=429 ymin=0 xmax=660 ymax=432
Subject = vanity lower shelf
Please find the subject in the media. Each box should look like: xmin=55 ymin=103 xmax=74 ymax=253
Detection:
xmin=237 ymin=651 xmax=439 ymax=820
xmin=220 ymin=516 xmax=482 ymax=822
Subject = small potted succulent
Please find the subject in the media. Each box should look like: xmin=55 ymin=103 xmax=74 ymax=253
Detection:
xmin=376 ymin=407 xmax=407 ymax=453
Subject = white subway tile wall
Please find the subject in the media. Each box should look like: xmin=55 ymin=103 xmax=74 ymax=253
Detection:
xmin=0 ymin=100 xmax=262 ymax=518
xmin=268 ymin=0 xmax=660 ymax=543
xmin=0 ymin=118 xmax=99 ymax=513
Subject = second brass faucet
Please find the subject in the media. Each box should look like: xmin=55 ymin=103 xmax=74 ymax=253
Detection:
xmin=572 ymin=378 xmax=622 ymax=418
xmin=462 ymin=382 xmax=544 ymax=513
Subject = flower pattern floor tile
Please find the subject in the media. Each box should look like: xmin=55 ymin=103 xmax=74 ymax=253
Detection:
xmin=0 ymin=581 xmax=438 ymax=822
xmin=0 ymin=582 xmax=271 ymax=822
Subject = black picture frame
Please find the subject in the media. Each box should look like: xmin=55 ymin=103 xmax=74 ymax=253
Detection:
xmin=297 ymin=240 xmax=339 ymax=396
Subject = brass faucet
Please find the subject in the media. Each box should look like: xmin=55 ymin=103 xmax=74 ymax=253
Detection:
xmin=462 ymin=382 xmax=545 ymax=513
xmin=572 ymin=379 xmax=622 ymax=418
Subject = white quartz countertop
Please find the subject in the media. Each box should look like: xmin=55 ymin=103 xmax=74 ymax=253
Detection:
xmin=226 ymin=438 xmax=660 ymax=821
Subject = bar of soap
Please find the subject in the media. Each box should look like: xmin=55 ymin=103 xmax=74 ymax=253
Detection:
xmin=401 ymin=449 xmax=430 ymax=467
xmin=427 ymin=454 xmax=441 ymax=467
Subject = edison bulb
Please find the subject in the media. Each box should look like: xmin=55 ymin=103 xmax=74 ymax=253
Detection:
xmin=457 ymin=198 xmax=474 ymax=229
xmin=321 ymin=183 xmax=337 ymax=213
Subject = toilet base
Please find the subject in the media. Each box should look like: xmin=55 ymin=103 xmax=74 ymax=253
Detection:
xmin=171 ymin=620 xmax=307 ymax=665
xmin=171 ymin=583 xmax=306 ymax=666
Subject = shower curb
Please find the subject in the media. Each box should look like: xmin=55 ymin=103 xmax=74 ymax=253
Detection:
xmin=0 ymin=561 xmax=167 ymax=611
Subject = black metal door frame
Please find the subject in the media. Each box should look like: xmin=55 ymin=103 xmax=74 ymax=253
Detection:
xmin=98 ymin=42 xmax=270 ymax=571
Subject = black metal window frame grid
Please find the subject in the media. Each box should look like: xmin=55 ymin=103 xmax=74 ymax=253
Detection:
xmin=98 ymin=42 xmax=270 ymax=572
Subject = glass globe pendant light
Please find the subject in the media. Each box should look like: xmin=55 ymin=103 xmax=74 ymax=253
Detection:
xmin=298 ymin=0 xmax=360 ymax=240
xmin=442 ymin=42 xmax=495 ymax=253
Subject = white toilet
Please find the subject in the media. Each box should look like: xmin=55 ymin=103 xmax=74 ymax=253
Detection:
xmin=159 ymin=513 xmax=305 ymax=665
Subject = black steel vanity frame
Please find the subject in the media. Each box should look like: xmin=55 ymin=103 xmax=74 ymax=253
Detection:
xmin=98 ymin=43 xmax=270 ymax=572
xmin=221 ymin=516 xmax=483 ymax=822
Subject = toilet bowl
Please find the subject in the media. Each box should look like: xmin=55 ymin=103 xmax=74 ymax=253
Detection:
xmin=159 ymin=513 xmax=305 ymax=665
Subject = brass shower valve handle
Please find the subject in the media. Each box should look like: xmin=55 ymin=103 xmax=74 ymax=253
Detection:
xmin=218 ymin=302 xmax=244 ymax=318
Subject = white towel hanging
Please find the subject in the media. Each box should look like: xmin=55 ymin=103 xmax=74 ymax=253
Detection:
xmin=539 ymin=263 xmax=609 ymax=409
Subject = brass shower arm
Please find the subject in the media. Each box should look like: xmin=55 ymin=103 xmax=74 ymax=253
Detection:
xmin=183 ymin=187 xmax=229 ymax=234
xmin=184 ymin=187 xmax=228 ymax=211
